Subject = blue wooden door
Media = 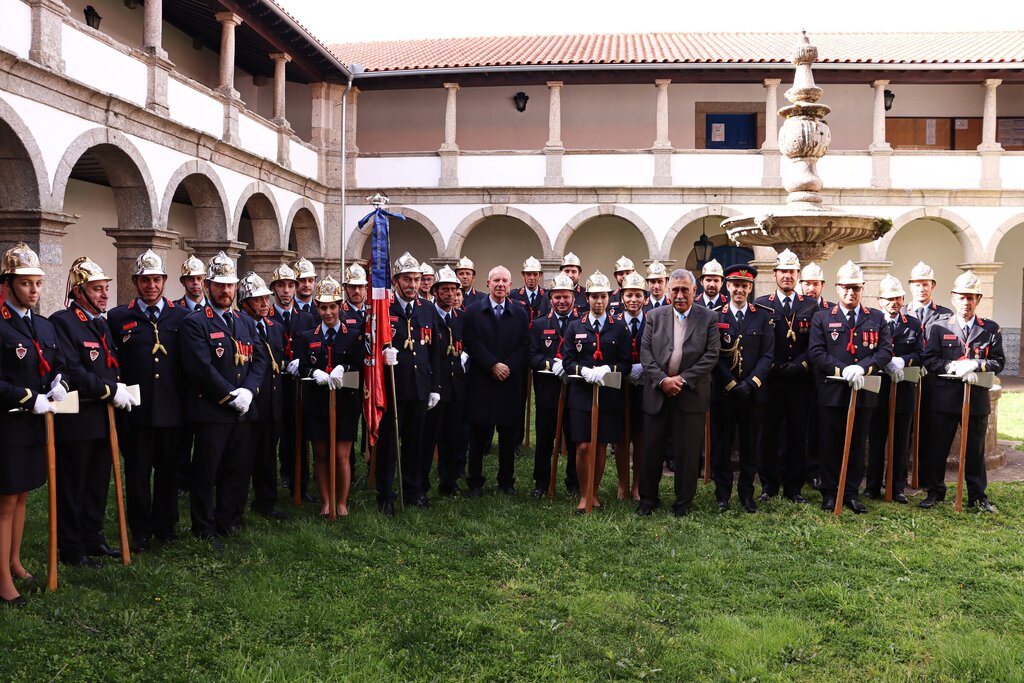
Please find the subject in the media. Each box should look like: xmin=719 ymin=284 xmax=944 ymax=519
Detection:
xmin=706 ymin=114 xmax=757 ymax=150
xmin=710 ymin=245 xmax=753 ymax=268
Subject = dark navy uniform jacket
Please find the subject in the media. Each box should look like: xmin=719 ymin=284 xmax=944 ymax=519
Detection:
xmin=696 ymin=292 xmax=728 ymax=309
xmin=754 ymin=291 xmax=819 ymax=373
xmin=293 ymin=298 xmax=321 ymax=325
xmin=249 ymin=315 xmax=286 ymax=423
xmin=293 ymin=321 xmax=365 ymax=418
xmin=389 ymin=295 xmax=438 ymax=402
xmin=902 ymin=301 xmax=953 ymax=337
xmin=180 ymin=305 xmax=267 ymax=423
xmin=809 ymin=304 xmax=894 ymax=409
xmin=51 ymin=302 xmax=121 ymax=442
xmin=341 ymin=302 xmax=368 ymax=330
xmin=430 ymin=305 xmax=467 ymax=404
xmin=923 ymin=313 xmax=1004 ymax=416
xmin=267 ymin=305 xmax=315 ymax=363
xmin=880 ymin=313 xmax=924 ymax=414
xmin=175 ymin=296 xmax=207 ymax=314
xmin=570 ymin=284 xmax=590 ymax=315
xmin=0 ymin=303 xmax=67 ymax=448
xmin=108 ymin=297 xmax=189 ymax=429
xmin=711 ymin=303 xmax=775 ymax=404
xmin=529 ymin=309 xmax=580 ymax=411
xmin=561 ymin=314 xmax=632 ymax=414
xmin=508 ymin=287 xmax=550 ymax=330
xmin=462 ymin=287 xmax=486 ymax=311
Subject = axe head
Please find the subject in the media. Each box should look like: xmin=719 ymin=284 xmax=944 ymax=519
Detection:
xmin=901 ymin=366 xmax=922 ymax=384
xmin=53 ymin=390 xmax=80 ymax=414
xmin=126 ymin=384 xmax=142 ymax=405
xmin=602 ymin=372 xmax=622 ymax=390
xmin=861 ymin=375 xmax=882 ymax=394
xmin=939 ymin=372 xmax=996 ymax=389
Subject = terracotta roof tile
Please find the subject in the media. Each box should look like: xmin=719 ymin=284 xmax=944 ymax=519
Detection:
xmin=329 ymin=31 xmax=1024 ymax=73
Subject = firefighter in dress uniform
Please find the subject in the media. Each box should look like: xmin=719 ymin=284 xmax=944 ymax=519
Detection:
xmin=528 ymin=273 xmax=581 ymax=497
xmin=644 ymin=260 xmax=670 ymax=311
xmin=107 ymin=250 xmax=189 ymax=553
xmin=711 ymin=265 xmax=775 ymax=513
xmin=697 ymin=259 xmax=728 ymax=309
xmin=51 ymin=258 xmax=139 ymax=566
xmin=341 ymin=263 xmax=369 ymax=476
xmin=800 ymin=261 xmax=829 ymax=491
xmin=561 ymin=270 xmax=632 ymax=513
xmin=560 ymin=252 xmax=589 ymax=314
xmin=418 ymin=263 xmax=435 ymax=302
xmin=293 ymin=276 xmax=365 ymax=517
xmin=617 ymin=271 xmax=648 ymax=501
xmin=455 ymin=256 xmax=485 ymax=310
xmin=293 ymin=256 xmax=321 ymax=323
xmin=808 ymin=261 xmax=893 ymax=514
xmin=607 ymin=255 xmax=637 ymax=317
xmin=507 ymin=256 xmax=549 ymax=452
xmin=174 ymin=255 xmax=207 ymax=497
xmin=0 ymin=243 xmax=68 ymax=607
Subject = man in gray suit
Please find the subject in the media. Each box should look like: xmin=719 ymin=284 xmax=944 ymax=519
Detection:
xmin=637 ymin=268 xmax=720 ymax=517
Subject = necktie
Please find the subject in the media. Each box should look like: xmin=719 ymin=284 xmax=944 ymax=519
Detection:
xmin=148 ymin=307 xmax=159 ymax=323
xmin=194 ymin=303 xmax=202 ymax=312
xmin=327 ymin=327 xmax=336 ymax=344
xmin=224 ymin=312 xmax=235 ymax=336
xmin=23 ymin=314 xmax=35 ymax=339
xmin=630 ymin=317 xmax=639 ymax=338
xmin=593 ymin=319 xmax=601 ymax=334
xmin=962 ymin=324 xmax=970 ymax=338
xmin=782 ymin=297 xmax=792 ymax=318
xmin=495 ymin=304 xmax=503 ymax=318
xmin=736 ymin=310 xmax=744 ymax=323
xmin=847 ymin=310 xmax=856 ymax=327
xmin=301 ymin=303 xmax=310 ymax=314
xmin=558 ymin=316 xmax=566 ymax=335
xmin=444 ymin=313 xmax=452 ymax=327
xmin=258 ymin=321 xmax=267 ymax=341
xmin=529 ymin=292 xmax=536 ymax=307
xmin=890 ymin=320 xmax=897 ymax=335
xmin=654 ymin=301 xmax=661 ymax=308
xmin=406 ymin=303 xmax=413 ymax=318
xmin=282 ymin=310 xmax=290 ymax=324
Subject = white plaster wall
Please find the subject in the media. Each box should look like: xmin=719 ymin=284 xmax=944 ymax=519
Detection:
xmin=62 ymin=23 xmax=147 ymax=107
xmin=674 ymin=152 xmax=762 ymax=187
xmin=890 ymin=154 xmax=981 ymax=190
xmin=357 ymin=156 xmax=440 ymax=188
xmin=563 ymin=154 xmax=654 ymax=186
xmin=167 ymin=77 xmax=223 ymax=138
xmin=460 ymin=155 xmax=545 ymax=187
xmin=816 ymin=154 xmax=873 ymax=188
xmin=290 ymin=140 xmax=319 ymax=180
xmin=239 ymin=112 xmax=279 ymax=161
xmin=0 ymin=0 xmax=30 ymax=59
xmin=1002 ymin=155 xmax=1024 ymax=190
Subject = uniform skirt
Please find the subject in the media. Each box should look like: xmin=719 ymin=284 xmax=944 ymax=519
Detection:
xmin=302 ymin=388 xmax=361 ymax=443
xmin=0 ymin=445 xmax=46 ymax=495
xmin=568 ymin=408 xmax=623 ymax=444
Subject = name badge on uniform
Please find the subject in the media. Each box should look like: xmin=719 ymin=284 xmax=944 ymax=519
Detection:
xmin=210 ymin=332 xmax=225 ymax=339
xmin=309 ymin=342 xmax=321 ymax=349
xmin=575 ymin=333 xmax=588 ymax=339
xmin=943 ymin=334 xmax=957 ymax=340
xmin=122 ymin=321 xmax=137 ymax=331
xmin=346 ymin=319 xmax=357 ymax=325
xmin=829 ymin=322 xmax=843 ymax=328
xmin=15 ymin=344 xmax=26 ymax=360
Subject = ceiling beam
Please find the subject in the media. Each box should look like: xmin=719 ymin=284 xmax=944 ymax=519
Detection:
xmin=213 ymin=0 xmax=324 ymax=81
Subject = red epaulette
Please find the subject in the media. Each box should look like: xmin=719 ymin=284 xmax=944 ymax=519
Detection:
xmin=861 ymin=306 xmax=869 ymax=315
xmin=797 ymin=294 xmax=805 ymax=301
xmin=313 ymin=326 xmax=322 ymax=336
xmin=1 ymin=304 xmax=11 ymax=320
xmin=75 ymin=308 xmax=88 ymax=322
xmin=205 ymin=306 xmax=214 ymax=318
xmin=977 ymin=317 xmax=986 ymax=326
xmin=768 ymin=293 xmax=776 ymax=302
xmin=166 ymin=298 xmax=176 ymax=308
xmin=266 ymin=318 xmax=275 ymax=327
xmin=128 ymin=299 xmax=136 ymax=309
xmin=831 ymin=305 xmax=839 ymax=314
xmin=900 ymin=314 xmax=908 ymax=324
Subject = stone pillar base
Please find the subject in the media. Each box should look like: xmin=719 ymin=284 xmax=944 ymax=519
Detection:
xmin=219 ymin=95 xmax=243 ymax=145
xmin=146 ymin=53 xmax=175 ymax=117
xmin=870 ymin=148 xmax=892 ymax=189
xmin=29 ymin=0 xmax=68 ymax=73
xmin=652 ymin=147 xmax=673 ymax=187
xmin=277 ymin=125 xmax=293 ymax=169
xmin=761 ymin=148 xmax=782 ymax=188
xmin=438 ymin=149 xmax=459 ymax=187
xmin=543 ymin=146 xmax=564 ymax=187
xmin=856 ymin=260 xmax=893 ymax=302
xmin=979 ymin=149 xmax=1002 ymax=190
xmin=103 ymin=228 xmax=179 ymax=307
xmin=186 ymin=239 xmax=247 ymax=265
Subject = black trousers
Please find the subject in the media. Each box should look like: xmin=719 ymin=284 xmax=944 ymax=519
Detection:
xmin=759 ymin=374 xmax=811 ymax=497
xmin=190 ymin=421 xmax=252 ymax=538
xmin=916 ymin=380 xmax=941 ymax=493
xmin=122 ymin=424 xmax=179 ymax=542
xmin=818 ymin=405 xmax=873 ymax=503
xmin=866 ymin=405 xmax=912 ymax=494
xmin=712 ymin=399 xmax=762 ymax=502
xmin=925 ymin=410 xmax=989 ymax=502
xmin=176 ymin=424 xmax=194 ymax=493
xmin=532 ymin=398 xmax=577 ymax=492
xmin=375 ymin=399 xmax=427 ymax=503
xmin=250 ymin=418 xmax=280 ymax=513
xmin=468 ymin=423 xmax=517 ymax=490
xmin=424 ymin=399 xmax=465 ymax=490
xmin=280 ymin=378 xmax=311 ymax=496
xmin=56 ymin=438 xmax=111 ymax=559
xmin=639 ymin=403 xmax=703 ymax=512
xmin=804 ymin=381 xmax=821 ymax=485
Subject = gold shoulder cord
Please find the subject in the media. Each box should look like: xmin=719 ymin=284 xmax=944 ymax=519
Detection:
xmin=723 ymin=334 xmax=744 ymax=378
xmin=151 ymin=321 xmax=168 ymax=356
xmin=446 ymin=320 xmax=456 ymax=357
xmin=265 ymin=341 xmax=280 ymax=376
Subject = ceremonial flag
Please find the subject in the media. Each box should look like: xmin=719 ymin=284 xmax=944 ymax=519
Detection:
xmin=358 ymin=205 xmax=405 ymax=446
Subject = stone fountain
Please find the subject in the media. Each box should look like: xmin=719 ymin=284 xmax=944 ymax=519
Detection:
xmin=722 ymin=32 xmax=891 ymax=263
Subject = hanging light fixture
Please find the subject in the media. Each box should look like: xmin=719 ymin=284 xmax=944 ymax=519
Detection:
xmin=693 ymin=217 xmax=714 ymax=267
xmin=884 ymin=89 xmax=895 ymax=111
xmin=512 ymin=91 xmax=529 ymax=113
xmin=84 ymin=5 xmax=102 ymax=29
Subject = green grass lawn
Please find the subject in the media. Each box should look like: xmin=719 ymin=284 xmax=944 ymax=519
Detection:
xmin=3 ymin=451 xmax=1024 ymax=682
xmin=998 ymin=390 xmax=1024 ymax=445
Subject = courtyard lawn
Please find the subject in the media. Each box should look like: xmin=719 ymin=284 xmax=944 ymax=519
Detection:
xmin=3 ymin=454 xmax=1024 ymax=682
xmin=998 ymin=389 xmax=1024 ymax=444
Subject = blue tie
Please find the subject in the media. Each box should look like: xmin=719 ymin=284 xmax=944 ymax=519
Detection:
xmin=494 ymin=304 xmax=503 ymax=318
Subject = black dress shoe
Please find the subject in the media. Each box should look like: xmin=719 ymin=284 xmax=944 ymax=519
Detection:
xmin=531 ymin=487 xmax=544 ymax=498
xmin=893 ymin=492 xmax=909 ymax=504
xmin=863 ymin=490 xmax=882 ymax=500
xmin=846 ymin=499 xmax=868 ymax=514
xmin=821 ymin=498 xmax=836 ymax=512
xmin=2 ymin=595 xmax=28 ymax=608
xmin=500 ymin=486 xmax=517 ymax=496
xmin=87 ymin=543 xmax=121 ymax=558
xmin=971 ymin=498 xmax=996 ymax=513
xmin=216 ymin=524 xmax=242 ymax=537
xmin=671 ymin=505 xmax=691 ymax=518
xmin=919 ymin=495 xmax=941 ymax=509
xmin=255 ymin=508 xmax=288 ymax=521
xmin=130 ymin=537 xmax=151 ymax=553
xmin=414 ymin=495 xmax=430 ymax=509
xmin=636 ymin=502 xmax=655 ymax=517
xmin=787 ymin=494 xmax=808 ymax=504
xmin=466 ymin=487 xmax=483 ymax=498
xmin=61 ymin=554 xmax=101 ymax=568
xmin=380 ymin=500 xmax=396 ymax=517
xmin=741 ymin=499 xmax=758 ymax=513
xmin=757 ymin=492 xmax=774 ymax=503
xmin=717 ymin=501 xmax=730 ymax=512
xmin=438 ymin=484 xmax=460 ymax=497
xmin=573 ymin=507 xmax=587 ymax=515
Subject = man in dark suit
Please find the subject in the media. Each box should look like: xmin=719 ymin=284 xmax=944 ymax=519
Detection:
xmin=463 ymin=265 xmax=530 ymax=495
xmin=376 ymin=252 xmax=439 ymax=514
xmin=920 ymin=270 xmax=1004 ymax=512
xmin=808 ymin=261 xmax=893 ymax=514
xmin=696 ymin=259 xmax=728 ymax=309
xmin=238 ymin=272 xmax=287 ymax=521
xmin=180 ymin=252 xmax=266 ymax=549
xmin=865 ymin=275 xmax=923 ymax=503
xmin=528 ymin=273 xmax=580 ymax=497
xmin=108 ymin=250 xmax=190 ymax=553
xmin=755 ymin=248 xmax=820 ymax=503
xmin=710 ymin=265 xmax=774 ymax=513
xmin=637 ymin=268 xmax=720 ymax=517
xmin=52 ymin=257 xmax=138 ymax=565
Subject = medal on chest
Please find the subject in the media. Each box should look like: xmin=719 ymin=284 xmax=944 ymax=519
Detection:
xmin=89 ymin=349 xmax=100 ymax=362
xmin=15 ymin=344 xmax=27 ymax=360
xmin=575 ymin=341 xmax=583 ymax=353
xmin=830 ymin=331 xmax=839 ymax=342
xmin=216 ymin=347 xmax=225 ymax=358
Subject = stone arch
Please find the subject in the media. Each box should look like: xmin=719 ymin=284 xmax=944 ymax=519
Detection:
xmin=553 ymin=205 xmax=658 ymax=260
xmin=661 ymin=205 xmax=745 ymax=260
xmin=286 ymin=199 xmax=323 ymax=258
xmin=51 ymin=127 xmax=159 ymax=229
xmin=344 ymin=205 xmax=444 ymax=261
xmin=0 ymin=96 xmax=49 ymax=211
xmin=983 ymin=212 xmax=1024 ymax=261
xmin=233 ymin=182 xmax=282 ymax=251
xmin=863 ymin=207 xmax=982 ymax=263
xmin=446 ymin=205 xmax=552 ymax=260
xmin=161 ymin=160 xmax=231 ymax=242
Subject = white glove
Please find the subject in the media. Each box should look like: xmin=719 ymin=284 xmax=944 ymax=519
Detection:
xmin=886 ymin=357 xmax=906 ymax=372
xmin=112 ymin=383 xmax=139 ymax=412
xmin=888 ymin=369 xmax=904 ymax=384
xmin=46 ymin=373 xmax=67 ymax=402
xmin=630 ymin=363 xmax=644 ymax=381
xmin=593 ymin=365 xmax=612 ymax=387
xmin=31 ymin=394 xmax=56 ymax=414
xmin=460 ymin=351 xmax=469 ymax=372
xmin=228 ymin=388 xmax=253 ymax=415
xmin=850 ymin=375 xmax=865 ymax=391
xmin=286 ymin=359 xmax=300 ymax=376
xmin=948 ymin=359 xmax=978 ymax=377
xmin=329 ymin=365 xmax=347 ymax=390
xmin=841 ymin=365 xmax=865 ymax=384
xmin=920 ymin=366 xmax=928 ymax=379
xmin=580 ymin=366 xmax=596 ymax=383
xmin=964 ymin=372 xmax=979 ymax=385
xmin=551 ymin=358 xmax=564 ymax=377
xmin=383 ymin=347 xmax=399 ymax=366
xmin=427 ymin=392 xmax=440 ymax=410
xmin=313 ymin=369 xmax=331 ymax=386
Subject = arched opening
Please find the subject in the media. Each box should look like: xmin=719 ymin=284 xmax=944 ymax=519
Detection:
xmin=359 ymin=218 xmax=438 ymax=270
xmin=0 ymin=117 xmax=42 ymax=212
xmin=459 ymin=216 xmax=544 ymax=287
xmin=994 ymin=219 xmax=1024 ymax=376
xmin=162 ymin=172 xmax=230 ymax=299
xmin=563 ymin=216 xmax=648 ymax=281
xmin=668 ymin=216 xmax=734 ymax=271
xmin=287 ymin=206 xmax=321 ymax=259
xmin=237 ymin=192 xmax=280 ymax=276
xmin=880 ymin=218 xmax=963 ymax=296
